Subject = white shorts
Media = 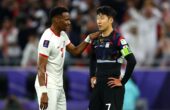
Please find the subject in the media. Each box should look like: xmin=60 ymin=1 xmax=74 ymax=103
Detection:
xmin=35 ymin=87 xmax=66 ymax=110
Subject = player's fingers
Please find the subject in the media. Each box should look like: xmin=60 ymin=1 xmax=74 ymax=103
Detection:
xmin=91 ymin=83 xmax=95 ymax=88
xmin=42 ymin=103 xmax=48 ymax=110
xmin=111 ymin=85 xmax=117 ymax=88
xmin=107 ymin=82 xmax=115 ymax=86
xmin=92 ymin=79 xmax=96 ymax=85
xmin=95 ymin=31 xmax=101 ymax=35
xmin=111 ymin=84 xmax=122 ymax=88
xmin=108 ymin=83 xmax=116 ymax=88
xmin=44 ymin=103 xmax=48 ymax=109
xmin=107 ymin=82 xmax=111 ymax=85
xmin=110 ymin=83 xmax=121 ymax=88
xmin=41 ymin=105 xmax=45 ymax=110
xmin=90 ymin=32 xmax=100 ymax=38
xmin=108 ymin=84 xmax=114 ymax=87
xmin=40 ymin=102 xmax=44 ymax=109
xmin=107 ymin=82 xmax=114 ymax=86
xmin=108 ymin=77 xmax=116 ymax=80
xmin=107 ymin=80 xmax=114 ymax=84
xmin=108 ymin=81 xmax=122 ymax=87
xmin=40 ymin=102 xmax=48 ymax=110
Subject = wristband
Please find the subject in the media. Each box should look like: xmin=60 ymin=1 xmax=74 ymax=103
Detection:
xmin=84 ymin=35 xmax=91 ymax=43
xmin=40 ymin=86 xmax=47 ymax=93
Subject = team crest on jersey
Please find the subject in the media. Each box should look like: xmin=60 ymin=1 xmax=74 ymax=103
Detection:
xmin=120 ymin=39 xmax=127 ymax=45
xmin=43 ymin=40 xmax=49 ymax=48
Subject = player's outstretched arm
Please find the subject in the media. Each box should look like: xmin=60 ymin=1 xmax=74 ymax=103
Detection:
xmin=107 ymin=54 xmax=136 ymax=88
xmin=121 ymin=53 xmax=136 ymax=85
xmin=66 ymin=31 xmax=100 ymax=56
xmin=38 ymin=56 xmax=48 ymax=86
xmin=37 ymin=55 xmax=48 ymax=109
xmin=107 ymin=36 xmax=136 ymax=87
xmin=90 ymin=45 xmax=97 ymax=88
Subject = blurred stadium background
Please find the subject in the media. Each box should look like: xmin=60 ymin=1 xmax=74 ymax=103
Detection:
xmin=0 ymin=0 xmax=170 ymax=110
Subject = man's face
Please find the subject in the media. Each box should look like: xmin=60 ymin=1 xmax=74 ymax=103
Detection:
xmin=3 ymin=19 xmax=13 ymax=30
xmin=54 ymin=12 xmax=71 ymax=31
xmin=96 ymin=13 xmax=113 ymax=32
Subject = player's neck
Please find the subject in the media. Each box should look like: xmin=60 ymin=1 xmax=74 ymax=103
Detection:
xmin=50 ymin=25 xmax=60 ymax=36
xmin=102 ymin=26 xmax=113 ymax=37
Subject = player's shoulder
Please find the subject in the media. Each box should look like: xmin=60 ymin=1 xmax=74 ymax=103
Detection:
xmin=91 ymin=34 xmax=100 ymax=45
xmin=60 ymin=31 xmax=70 ymax=42
xmin=40 ymin=28 xmax=52 ymax=40
xmin=61 ymin=31 xmax=69 ymax=37
xmin=39 ymin=28 xmax=53 ymax=46
xmin=43 ymin=28 xmax=52 ymax=36
xmin=60 ymin=31 xmax=67 ymax=35
xmin=111 ymin=30 xmax=128 ymax=46
xmin=113 ymin=30 xmax=123 ymax=40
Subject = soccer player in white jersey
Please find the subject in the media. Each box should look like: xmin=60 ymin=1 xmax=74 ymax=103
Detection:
xmin=34 ymin=7 xmax=100 ymax=110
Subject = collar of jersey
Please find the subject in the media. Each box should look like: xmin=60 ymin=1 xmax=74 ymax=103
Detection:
xmin=50 ymin=28 xmax=60 ymax=37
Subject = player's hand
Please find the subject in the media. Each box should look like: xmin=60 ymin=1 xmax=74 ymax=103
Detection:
xmin=91 ymin=77 xmax=97 ymax=88
xmin=40 ymin=93 xmax=48 ymax=110
xmin=107 ymin=77 xmax=122 ymax=88
xmin=89 ymin=31 xmax=101 ymax=40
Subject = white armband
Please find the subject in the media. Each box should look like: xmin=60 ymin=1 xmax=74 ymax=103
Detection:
xmin=84 ymin=35 xmax=91 ymax=43
xmin=40 ymin=86 xmax=47 ymax=93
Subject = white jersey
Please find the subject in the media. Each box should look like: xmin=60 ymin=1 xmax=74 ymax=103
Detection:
xmin=35 ymin=28 xmax=70 ymax=89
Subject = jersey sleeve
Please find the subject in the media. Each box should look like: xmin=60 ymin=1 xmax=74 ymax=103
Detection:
xmin=38 ymin=32 xmax=52 ymax=58
xmin=89 ymin=44 xmax=97 ymax=77
xmin=117 ymin=36 xmax=132 ymax=57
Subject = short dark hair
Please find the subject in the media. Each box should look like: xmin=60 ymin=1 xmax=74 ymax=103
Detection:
xmin=49 ymin=7 xmax=68 ymax=21
xmin=97 ymin=6 xmax=116 ymax=18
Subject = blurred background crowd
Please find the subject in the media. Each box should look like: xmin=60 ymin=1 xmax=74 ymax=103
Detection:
xmin=0 ymin=0 xmax=170 ymax=110
xmin=0 ymin=0 xmax=170 ymax=67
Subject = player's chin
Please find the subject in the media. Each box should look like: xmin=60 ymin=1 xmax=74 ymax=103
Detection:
xmin=98 ymin=28 xmax=104 ymax=32
xmin=65 ymin=26 xmax=71 ymax=32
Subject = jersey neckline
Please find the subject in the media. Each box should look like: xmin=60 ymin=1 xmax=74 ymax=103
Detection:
xmin=50 ymin=28 xmax=60 ymax=37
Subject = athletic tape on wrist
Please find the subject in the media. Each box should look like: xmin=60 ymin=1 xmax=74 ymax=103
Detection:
xmin=84 ymin=35 xmax=91 ymax=43
xmin=40 ymin=86 xmax=47 ymax=93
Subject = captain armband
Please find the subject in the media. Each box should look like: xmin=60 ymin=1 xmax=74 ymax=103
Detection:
xmin=120 ymin=45 xmax=132 ymax=57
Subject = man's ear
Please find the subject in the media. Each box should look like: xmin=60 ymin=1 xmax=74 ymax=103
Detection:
xmin=51 ymin=17 xmax=55 ymax=23
xmin=109 ymin=17 xmax=114 ymax=23
xmin=54 ymin=16 xmax=58 ymax=21
xmin=53 ymin=16 xmax=60 ymax=21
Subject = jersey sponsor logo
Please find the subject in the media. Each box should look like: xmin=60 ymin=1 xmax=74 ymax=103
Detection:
xmin=105 ymin=42 xmax=110 ymax=48
xmin=43 ymin=40 xmax=49 ymax=48
xmin=120 ymin=39 xmax=127 ymax=45
xmin=99 ymin=45 xmax=105 ymax=47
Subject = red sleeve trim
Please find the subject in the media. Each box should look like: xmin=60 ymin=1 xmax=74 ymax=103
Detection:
xmin=117 ymin=36 xmax=125 ymax=46
xmin=39 ymin=53 xmax=48 ymax=58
